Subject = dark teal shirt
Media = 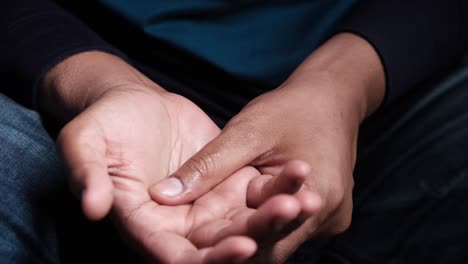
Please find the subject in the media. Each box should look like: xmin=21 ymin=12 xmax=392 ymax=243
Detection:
xmin=6 ymin=1 xmax=468 ymax=108
xmin=99 ymin=1 xmax=355 ymax=86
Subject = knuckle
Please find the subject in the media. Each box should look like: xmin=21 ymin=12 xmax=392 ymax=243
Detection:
xmin=328 ymin=212 xmax=352 ymax=235
xmin=325 ymin=195 xmax=353 ymax=235
xmin=329 ymin=202 xmax=353 ymax=235
xmin=325 ymin=172 xmax=354 ymax=212
xmin=321 ymin=174 xmax=354 ymax=235
xmin=184 ymin=154 xmax=217 ymax=179
xmin=339 ymin=212 xmax=353 ymax=232
xmin=327 ymin=185 xmax=345 ymax=212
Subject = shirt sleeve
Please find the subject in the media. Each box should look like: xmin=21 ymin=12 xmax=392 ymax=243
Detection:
xmin=0 ymin=0 xmax=126 ymax=108
xmin=336 ymin=0 xmax=468 ymax=105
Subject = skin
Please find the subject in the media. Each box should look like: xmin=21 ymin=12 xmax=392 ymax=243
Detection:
xmin=150 ymin=33 xmax=387 ymax=263
xmin=40 ymin=52 xmax=319 ymax=263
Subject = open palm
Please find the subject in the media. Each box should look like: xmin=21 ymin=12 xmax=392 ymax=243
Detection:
xmin=57 ymin=85 xmax=310 ymax=263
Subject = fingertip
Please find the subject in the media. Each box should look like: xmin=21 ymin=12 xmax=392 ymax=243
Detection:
xmin=297 ymin=191 xmax=323 ymax=217
xmin=228 ymin=237 xmax=257 ymax=259
xmin=247 ymin=161 xmax=312 ymax=208
xmin=234 ymin=237 xmax=257 ymax=260
xmin=204 ymin=236 xmax=257 ymax=263
xmin=270 ymin=194 xmax=302 ymax=218
xmin=253 ymin=194 xmax=301 ymax=230
xmin=272 ymin=206 xmax=301 ymax=232
xmin=246 ymin=194 xmax=302 ymax=240
xmin=275 ymin=160 xmax=311 ymax=195
xmin=149 ymin=177 xmax=195 ymax=205
xmin=82 ymin=184 xmax=113 ymax=221
xmin=284 ymin=160 xmax=311 ymax=179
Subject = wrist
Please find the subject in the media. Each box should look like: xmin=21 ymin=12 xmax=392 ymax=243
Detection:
xmin=40 ymin=51 xmax=157 ymax=122
xmin=284 ymin=33 xmax=385 ymax=123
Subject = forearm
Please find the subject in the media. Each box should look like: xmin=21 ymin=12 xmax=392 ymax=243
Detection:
xmin=40 ymin=51 xmax=165 ymax=123
xmin=283 ymin=32 xmax=385 ymax=124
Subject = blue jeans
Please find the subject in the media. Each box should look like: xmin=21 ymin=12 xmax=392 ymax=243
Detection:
xmin=1 ymin=61 xmax=468 ymax=263
xmin=0 ymin=96 xmax=63 ymax=263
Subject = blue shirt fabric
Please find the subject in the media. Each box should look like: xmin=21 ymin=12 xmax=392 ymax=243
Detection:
xmin=99 ymin=0 xmax=356 ymax=87
xmin=3 ymin=0 xmax=468 ymax=108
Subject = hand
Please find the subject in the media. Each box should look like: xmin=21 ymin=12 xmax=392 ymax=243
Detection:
xmin=43 ymin=52 xmax=317 ymax=263
xmin=150 ymin=33 xmax=386 ymax=263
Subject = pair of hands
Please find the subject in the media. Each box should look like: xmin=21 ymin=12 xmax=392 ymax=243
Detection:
xmin=42 ymin=33 xmax=385 ymax=263
xmin=57 ymin=83 xmax=320 ymax=263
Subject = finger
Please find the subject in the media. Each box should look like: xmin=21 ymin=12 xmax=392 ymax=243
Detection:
xmin=246 ymin=192 xmax=321 ymax=243
xmin=188 ymin=195 xmax=299 ymax=248
xmin=188 ymin=193 xmax=321 ymax=260
xmin=247 ymin=193 xmax=323 ymax=264
xmin=217 ymin=193 xmax=321 ymax=247
xmin=201 ymin=237 xmax=257 ymax=264
xmin=57 ymin=122 xmax=113 ymax=220
xmin=247 ymin=160 xmax=311 ymax=208
xmin=273 ymin=191 xmax=322 ymax=241
xmin=149 ymin=124 xmax=264 ymax=205
xmin=214 ymin=194 xmax=303 ymax=244
xmin=146 ymin=231 xmax=255 ymax=264
xmin=142 ymin=230 xmax=203 ymax=263
xmin=295 ymin=190 xmax=322 ymax=221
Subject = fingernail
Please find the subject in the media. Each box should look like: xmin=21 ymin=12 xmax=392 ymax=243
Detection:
xmin=154 ymin=177 xmax=184 ymax=197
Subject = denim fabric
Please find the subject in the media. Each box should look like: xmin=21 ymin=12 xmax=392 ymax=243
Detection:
xmin=1 ymin=61 xmax=468 ymax=263
xmin=0 ymin=95 xmax=63 ymax=263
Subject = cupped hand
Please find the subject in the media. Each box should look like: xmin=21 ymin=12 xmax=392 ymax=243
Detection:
xmin=150 ymin=33 xmax=386 ymax=263
xmin=56 ymin=79 xmax=317 ymax=263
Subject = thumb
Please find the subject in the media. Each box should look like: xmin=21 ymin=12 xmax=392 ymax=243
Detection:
xmin=150 ymin=125 xmax=262 ymax=205
xmin=57 ymin=122 xmax=113 ymax=221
